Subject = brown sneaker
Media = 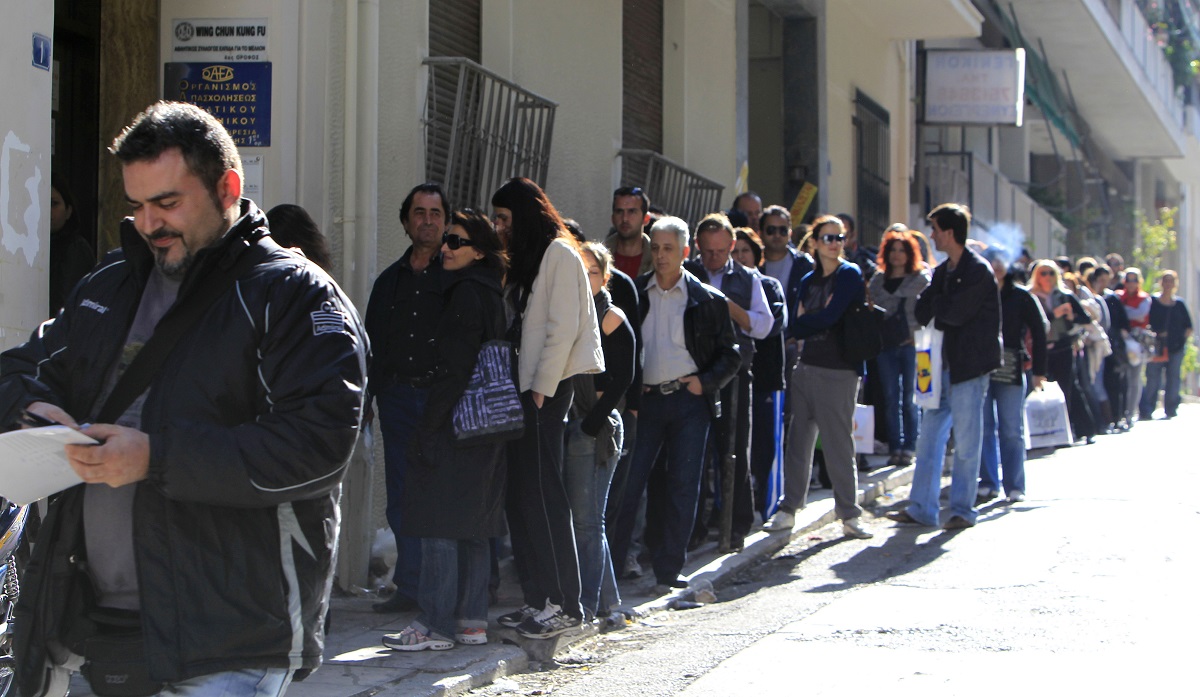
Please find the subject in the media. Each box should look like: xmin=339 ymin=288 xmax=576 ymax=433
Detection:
xmin=943 ymin=515 xmax=975 ymax=530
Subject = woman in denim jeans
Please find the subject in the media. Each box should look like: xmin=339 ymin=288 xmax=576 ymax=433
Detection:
xmin=868 ymin=225 xmax=929 ymax=467
xmin=383 ymin=210 xmax=509 ymax=652
xmin=564 ymin=241 xmax=635 ymax=621
xmin=1140 ymin=270 xmax=1193 ymax=419
xmin=978 ymin=253 xmax=1048 ymax=504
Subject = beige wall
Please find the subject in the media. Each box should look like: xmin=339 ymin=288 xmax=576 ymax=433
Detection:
xmin=0 ymin=0 xmax=53 ymax=346
xmin=482 ymin=0 xmax=623 ymax=237
xmin=823 ymin=0 xmax=912 ymax=230
xmin=663 ymin=0 xmax=739 ymax=200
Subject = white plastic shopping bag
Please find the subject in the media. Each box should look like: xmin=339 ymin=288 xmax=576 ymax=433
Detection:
xmin=1025 ymin=380 xmax=1073 ymax=449
xmin=852 ymin=403 xmax=874 ymax=454
xmin=913 ymin=326 xmax=943 ymax=409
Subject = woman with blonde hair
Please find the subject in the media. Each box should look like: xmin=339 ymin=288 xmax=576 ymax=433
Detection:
xmin=1140 ymin=270 xmax=1193 ymax=419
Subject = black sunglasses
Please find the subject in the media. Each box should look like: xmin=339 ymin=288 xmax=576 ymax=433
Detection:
xmin=820 ymin=233 xmax=846 ymax=244
xmin=763 ymin=225 xmax=790 ymax=237
xmin=442 ymin=232 xmax=476 ymax=250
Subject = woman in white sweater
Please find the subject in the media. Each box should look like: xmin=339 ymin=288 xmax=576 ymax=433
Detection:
xmin=490 ymin=178 xmax=604 ymax=639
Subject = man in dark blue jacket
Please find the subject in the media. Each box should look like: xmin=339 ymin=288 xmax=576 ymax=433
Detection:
xmin=888 ymin=203 xmax=1000 ymax=530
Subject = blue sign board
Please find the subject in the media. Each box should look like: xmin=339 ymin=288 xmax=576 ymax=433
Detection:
xmin=32 ymin=33 xmax=51 ymax=70
xmin=163 ymin=62 xmax=272 ymax=147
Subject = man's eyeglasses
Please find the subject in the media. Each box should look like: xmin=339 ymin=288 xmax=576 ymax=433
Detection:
xmin=442 ymin=232 xmax=476 ymax=250
xmin=763 ymin=225 xmax=790 ymax=237
xmin=820 ymin=233 xmax=846 ymax=244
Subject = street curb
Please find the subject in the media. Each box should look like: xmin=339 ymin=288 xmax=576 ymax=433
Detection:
xmin=628 ymin=462 xmax=915 ymax=617
xmin=337 ymin=463 xmax=916 ymax=696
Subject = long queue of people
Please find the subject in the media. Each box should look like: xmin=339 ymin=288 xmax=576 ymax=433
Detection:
xmin=366 ymin=181 xmax=1192 ymax=653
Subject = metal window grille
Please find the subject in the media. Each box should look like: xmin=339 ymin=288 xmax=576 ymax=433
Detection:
xmin=423 ymin=57 xmax=557 ymax=211
xmin=855 ymin=91 xmax=890 ymax=248
xmin=618 ymin=149 xmax=724 ymax=226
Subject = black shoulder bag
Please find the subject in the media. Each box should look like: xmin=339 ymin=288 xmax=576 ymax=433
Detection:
xmin=839 ymin=278 xmax=887 ymax=363
xmin=80 ymin=242 xmax=266 ymax=697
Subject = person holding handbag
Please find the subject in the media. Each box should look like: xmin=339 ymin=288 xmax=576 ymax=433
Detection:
xmin=383 ymin=210 xmax=509 ymax=651
xmin=491 ymin=178 xmax=604 ymax=639
xmin=868 ymin=225 xmax=930 ymax=467
xmin=978 ymin=253 xmax=1048 ymax=505
xmin=763 ymin=215 xmax=872 ymax=540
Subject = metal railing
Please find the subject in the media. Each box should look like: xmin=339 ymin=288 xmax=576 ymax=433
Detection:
xmin=423 ymin=57 xmax=557 ymax=211
xmin=618 ymin=149 xmax=724 ymax=226
xmin=924 ymin=152 xmax=1067 ymax=257
xmin=1118 ymin=0 xmax=1185 ymax=129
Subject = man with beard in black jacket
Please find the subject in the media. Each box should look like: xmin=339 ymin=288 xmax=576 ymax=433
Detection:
xmin=1 ymin=102 xmax=367 ymax=697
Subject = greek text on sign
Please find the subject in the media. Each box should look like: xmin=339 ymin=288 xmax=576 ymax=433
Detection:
xmin=924 ymin=49 xmax=1026 ymax=127
xmin=164 ymin=62 xmax=272 ymax=147
xmin=172 ymin=18 xmax=268 ymax=62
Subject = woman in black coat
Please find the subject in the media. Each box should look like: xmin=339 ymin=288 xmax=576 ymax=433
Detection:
xmin=384 ymin=209 xmax=508 ymax=651
xmin=1030 ymin=260 xmax=1094 ymax=443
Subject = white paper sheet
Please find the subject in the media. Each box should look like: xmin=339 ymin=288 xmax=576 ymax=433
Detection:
xmin=0 ymin=426 xmax=96 ymax=505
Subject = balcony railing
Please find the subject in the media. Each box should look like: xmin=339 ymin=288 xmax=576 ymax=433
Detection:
xmin=1118 ymin=0 xmax=1185 ymax=129
xmin=423 ymin=57 xmax=557 ymax=211
xmin=618 ymin=149 xmax=724 ymax=226
xmin=924 ymin=152 xmax=1067 ymax=257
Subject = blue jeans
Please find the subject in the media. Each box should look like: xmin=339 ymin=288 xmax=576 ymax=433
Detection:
xmin=906 ymin=370 xmax=989 ymax=526
xmin=376 ymin=383 xmax=427 ymax=598
xmin=70 ymin=669 xmax=293 ymax=696
xmin=979 ymin=376 xmax=1028 ymax=496
xmin=609 ymin=389 xmax=710 ymax=585
xmin=564 ymin=415 xmax=623 ymax=617
xmin=415 ymin=537 xmax=490 ymax=639
xmin=1140 ymin=350 xmax=1184 ymax=417
xmin=876 ymin=344 xmax=920 ymax=452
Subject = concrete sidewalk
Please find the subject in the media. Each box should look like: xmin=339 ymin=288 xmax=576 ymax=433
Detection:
xmin=287 ymin=460 xmax=915 ymax=697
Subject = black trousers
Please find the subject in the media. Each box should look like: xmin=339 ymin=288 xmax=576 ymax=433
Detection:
xmin=692 ymin=370 xmax=755 ymax=543
xmin=506 ymin=379 xmax=582 ymax=618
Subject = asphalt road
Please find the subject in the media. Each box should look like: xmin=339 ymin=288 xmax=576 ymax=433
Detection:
xmin=476 ymin=404 xmax=1199 ymax=697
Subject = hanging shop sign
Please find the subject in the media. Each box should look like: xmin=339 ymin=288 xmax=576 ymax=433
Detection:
xmin=924 ymin=49 xmax=1026 ymax=127
xmin=164 ymin=62 xmax=272 ymax=147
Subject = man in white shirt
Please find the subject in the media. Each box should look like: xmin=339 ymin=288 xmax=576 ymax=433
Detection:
xmin=607 ymin=217 xmax=740 ymax=592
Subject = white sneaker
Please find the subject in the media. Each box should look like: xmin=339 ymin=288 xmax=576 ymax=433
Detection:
xmin=842 ymin=517 xmax=873 ymax=539
xmin=762 ymin=510 xmax=795 ymax=532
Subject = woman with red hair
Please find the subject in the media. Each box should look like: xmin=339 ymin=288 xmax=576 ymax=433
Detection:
xmin=868 ymin=225 xmax=930 ymax=466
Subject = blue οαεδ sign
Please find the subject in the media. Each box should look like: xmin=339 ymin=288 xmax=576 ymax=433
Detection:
xmin=163 ymin=62 xmax=272 ymax=147
xmin=32 ymin=34 xmax=51 ymax=70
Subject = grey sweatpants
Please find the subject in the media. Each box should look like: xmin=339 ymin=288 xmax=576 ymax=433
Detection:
xmin=780 ymin=362 xmax=862 ymax=521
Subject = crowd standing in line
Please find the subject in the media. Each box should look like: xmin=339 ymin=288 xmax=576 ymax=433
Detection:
xmin=19 ymin=98 xmax=1194 ymax=694
xmin=358 ymin=179 xmax=1193 ymax=655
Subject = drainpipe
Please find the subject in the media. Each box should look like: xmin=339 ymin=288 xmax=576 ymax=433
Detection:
xmin=340 ymin=0 xmax=359 ymax=300
xmin=355 ymin=0 xmax=379 ymax=306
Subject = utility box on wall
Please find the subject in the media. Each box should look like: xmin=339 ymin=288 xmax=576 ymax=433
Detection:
xmin=0 ymin=4 xmax=54 ymax=350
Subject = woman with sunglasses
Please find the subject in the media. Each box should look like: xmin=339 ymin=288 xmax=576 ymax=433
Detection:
xmin=868 ymin=224 xmax=930 ymax=467
xmin=490 ymin=178 xmax=604 ymax=639
xmin=383 ymin=210 xmax=508 ymax=651
xmin=1030 ymin=260 xmax=1094 ymax=443
xmin=763 ymin=215 xmax=872 ymax=540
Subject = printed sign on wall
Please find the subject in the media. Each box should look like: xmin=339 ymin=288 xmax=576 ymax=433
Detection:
xmin=164 ymin=62 xmax=272 ymax=147
xmin=171 ymin=18 xmax=268 ymax=63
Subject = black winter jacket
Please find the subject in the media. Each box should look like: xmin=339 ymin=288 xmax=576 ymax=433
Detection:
xmin=914 ymin=247 xmax=1002 ymax=384
xmin=403 ymin=265 xmax=507 ymax=540
xmin=2 ymin=201 xmax=368 ymax=694
xmin=634 ymin=269 xmax=740 ymax=416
